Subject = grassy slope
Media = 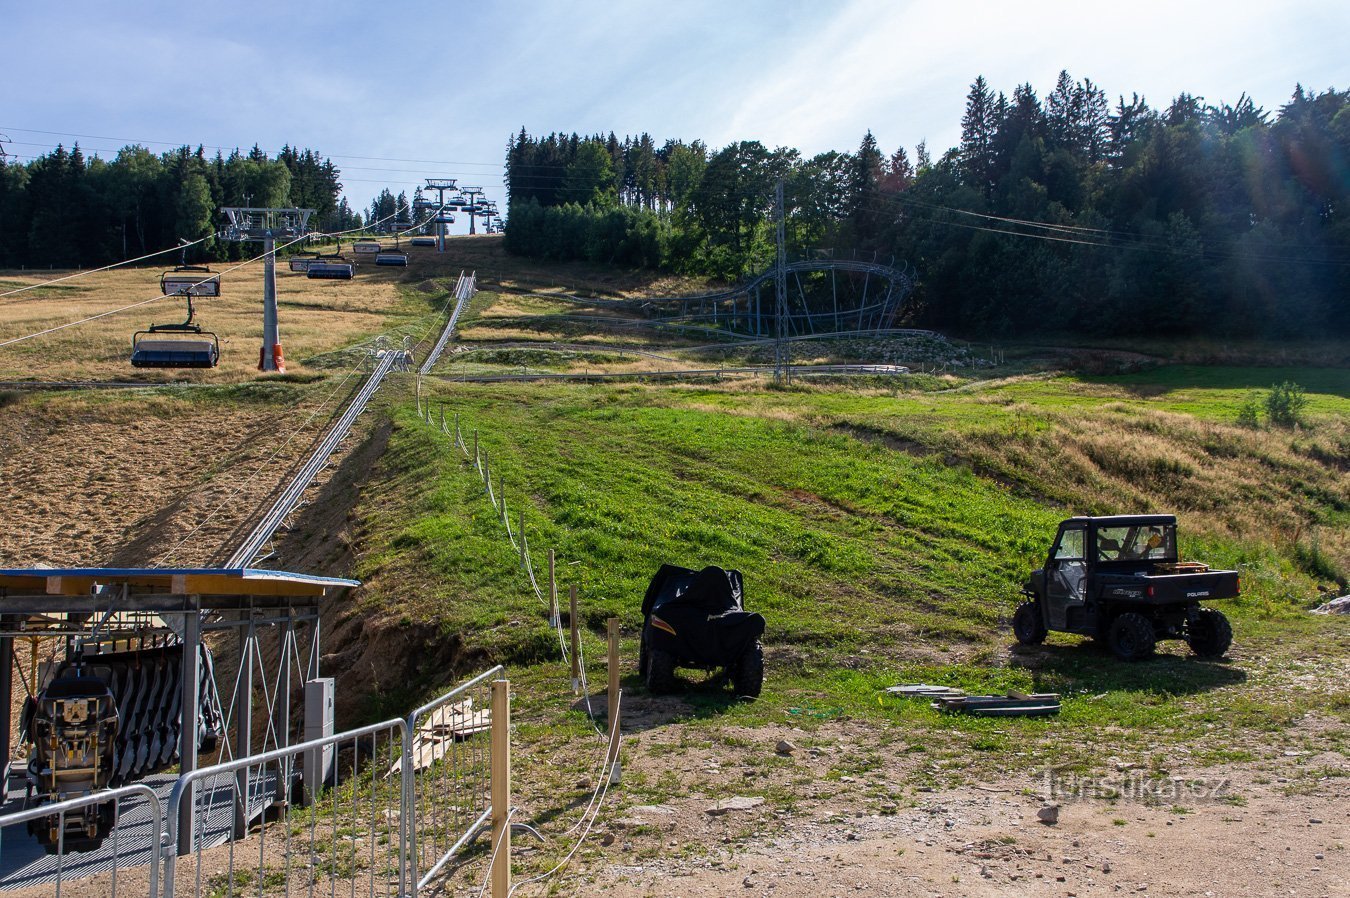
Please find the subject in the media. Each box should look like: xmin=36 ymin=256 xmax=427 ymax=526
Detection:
xmin=354 ymin=366 xmax=1349 ymax=781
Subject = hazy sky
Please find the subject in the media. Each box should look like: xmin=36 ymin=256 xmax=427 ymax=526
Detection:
xmin=4 ymin=1 xmax=1346 ymax=230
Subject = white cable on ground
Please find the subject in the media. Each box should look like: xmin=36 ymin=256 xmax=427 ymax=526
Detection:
xmin=0 ymin=236 xmax=211 ymax=298
xmin=473 ymin=806 xmax=518 ymax=898
xmin=559 ymin=691 xmax=622 ymax=839
xmin=508 ymin=724 xmax=623 ymax=896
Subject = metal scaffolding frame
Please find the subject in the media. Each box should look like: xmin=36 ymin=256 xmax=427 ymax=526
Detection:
xmin=0 ymin=567 xmax=356 ymax=856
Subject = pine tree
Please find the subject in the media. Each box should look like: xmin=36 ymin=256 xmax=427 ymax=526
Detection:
xmin=960 ymin=76 xmax=997 ymax=196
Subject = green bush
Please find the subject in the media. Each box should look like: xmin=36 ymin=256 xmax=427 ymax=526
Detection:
xmin=1235 ymin=392 xmax=1262 ymax=428
xmin=1264 ymin=381 xmax=1308 ymax=428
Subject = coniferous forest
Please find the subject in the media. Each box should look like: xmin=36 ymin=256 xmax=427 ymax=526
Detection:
xmin=504 ymin=74 xmax=1350 ymax=338
xmin=0 ymin=144 xmax=362 ymax=267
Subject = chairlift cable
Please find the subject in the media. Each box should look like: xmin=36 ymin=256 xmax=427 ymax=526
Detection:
xmin=0 ymin=236 xmax=211 ymax=299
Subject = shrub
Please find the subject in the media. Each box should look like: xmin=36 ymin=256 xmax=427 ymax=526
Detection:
xmin=1264 ymin=381 xmax=1308 ymax=428
xmin=1235 ymin=393 xmax=1262 ymax=428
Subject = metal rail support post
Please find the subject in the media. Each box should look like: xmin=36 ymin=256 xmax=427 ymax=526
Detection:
xmin=489 ymin=678 xmax=511 ymax=898
xmin=176 ymin=607 xmax=201 ymax=855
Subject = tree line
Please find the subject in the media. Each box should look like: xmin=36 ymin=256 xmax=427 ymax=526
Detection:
xmin=503 ymin=76 xmax=1350 ymax=338
xmin=0 ymin=144 xmax=361 ymax=268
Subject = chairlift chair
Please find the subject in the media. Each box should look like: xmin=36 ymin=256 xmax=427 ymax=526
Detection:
xmin=307 ymin=258 xmax=354 ymax=279
xmin=160 ymin=264 xmax=221 ymax=297
xmin=352 ymin=241 xmax=382 ymax=255
xmin=288 ymin=253 xmax=320 ymax=273
xmin=131 ymin=293 xmax=220 ymax=369
xmin=307 ymin=252 xmax=353 ymax=279
xmin=375 ymin=251 xmax=408 ymax=267
xmin=410 ymin=236 xmax=437 ymax=247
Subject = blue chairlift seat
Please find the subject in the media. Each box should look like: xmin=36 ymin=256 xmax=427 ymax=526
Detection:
xmin=131 ymin=293 xmax=219 ymax=369
xmin=410 ymin=236 xmax=437 ymax=247
xmin=131 ymin=327 xmax=219 ymax=369
xmin=375 ymin=252 xmax=408 ymax=267
xmin=307 ymin=261 xmax=354 ymax=280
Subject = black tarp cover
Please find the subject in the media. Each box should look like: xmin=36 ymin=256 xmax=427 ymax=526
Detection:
xmin=642 ymin=564 xmax=765 ymax=666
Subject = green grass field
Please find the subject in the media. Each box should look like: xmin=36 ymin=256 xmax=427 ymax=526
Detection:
xmin=351 ymin=365 xmax=1349 ymax=784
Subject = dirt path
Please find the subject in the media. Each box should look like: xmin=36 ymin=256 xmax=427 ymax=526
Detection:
xmin=563 ymin=720 xmax=1348 ymax=898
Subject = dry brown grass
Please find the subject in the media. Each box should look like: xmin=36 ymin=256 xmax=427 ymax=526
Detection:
xmin=0 ymin=257 xmax=435 ymax=383
xmin=957 ymin=402 xmax=1350 ymax=571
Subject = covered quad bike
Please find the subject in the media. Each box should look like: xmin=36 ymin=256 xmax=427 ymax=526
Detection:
xmin=639 ymin=564 xmax=766 ymax=697
xmin=1015 ymin=515 xmax=1238 ymax=661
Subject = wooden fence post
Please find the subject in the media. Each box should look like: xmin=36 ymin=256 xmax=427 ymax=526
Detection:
xmin=569 ymin=586 xmax=580 ymax=693
xmin=490 ymin=678 xmax=511 ymax=898
xmin=607 ymin=617 xmax=621 ymax=784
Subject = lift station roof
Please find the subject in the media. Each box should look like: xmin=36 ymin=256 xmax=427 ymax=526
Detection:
xmin=0 ymin=567 xmax=359 ymax=612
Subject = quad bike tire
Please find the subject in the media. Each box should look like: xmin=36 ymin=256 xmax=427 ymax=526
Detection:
xmin=1108 ymin=612 xmax=1156 ymax=661
xmin=730 ymin=642 xmax=764 ymax=698
xmin=645 ymin=646 xmax=677 ymax=694
xmin=1013 ymin=601 xmax=1047 ymax=645
xmin=1187 ymin=608 xmax=1233 ymax=658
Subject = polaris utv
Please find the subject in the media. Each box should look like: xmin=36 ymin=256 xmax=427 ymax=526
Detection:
xmin=1014 ymin=515 xmax=1237 ymax=661
xmin=639 ymin=564 xmax=765 ymax=697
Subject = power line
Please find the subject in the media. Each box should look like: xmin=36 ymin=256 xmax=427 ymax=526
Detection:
xmin=0 ymin=236 xmax=210 ymax=299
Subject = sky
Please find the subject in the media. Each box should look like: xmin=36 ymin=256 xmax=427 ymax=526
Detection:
xmin=3 ymin=0 xmax=1347 ymax=232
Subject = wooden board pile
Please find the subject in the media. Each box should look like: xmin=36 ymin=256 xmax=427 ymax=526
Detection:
xmin=886 ymin=683 xmax=1061 ymax=717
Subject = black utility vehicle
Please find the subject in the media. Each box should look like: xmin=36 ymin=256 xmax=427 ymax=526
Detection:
xmin=1014 ymin=515 xmax=1237 ymax=661
xmin=639 ymin=564 xmax=765 ymax=697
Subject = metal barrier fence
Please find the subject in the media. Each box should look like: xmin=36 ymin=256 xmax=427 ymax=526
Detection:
xmin=0 ymin=783 xmax=163 ymax=897
xmin=404 ymin=665 xmax=501 ymax=893
xmin=162 ymin=717 xmax=409 ymax=898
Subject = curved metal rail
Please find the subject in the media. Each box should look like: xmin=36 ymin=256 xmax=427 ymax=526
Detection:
xmin=419 ymin=271 xmax=476 ymax=374
xmin=226 ymin=349 xmax=402 ymax=567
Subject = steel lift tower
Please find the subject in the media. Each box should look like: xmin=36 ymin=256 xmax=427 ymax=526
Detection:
xmin=424 ymin=179 xmax=458 ymax=253
xmin=459 ymin=187 xmax=487 ymax=235
xmin=221 ymin=208 xmax=314 ymax=372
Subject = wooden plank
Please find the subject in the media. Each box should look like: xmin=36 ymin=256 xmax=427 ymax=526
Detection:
xmin=177 ymin=574 xmax=332 ymax=597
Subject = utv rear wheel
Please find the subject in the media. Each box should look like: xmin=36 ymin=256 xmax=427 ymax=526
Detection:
xmin=1187 ymin=608 xmax=1232 ymax=658
xmin=730 ymin=643 xmax=764 ymax=698
xmin=645 ymin=647 xmax=677 ymax=694
xmin=1107 ymin=612 xmax=1156 ymax=661
xmin=1013 ymin=602 xmax=1047 ymax=645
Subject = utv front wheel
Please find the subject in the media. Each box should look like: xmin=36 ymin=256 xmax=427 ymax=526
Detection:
xmin=1108 ymin=612 xmax=1156 ymax=661
xmin=1187 ymin=608 xmax=1232 ymax=658
xmin=730 ymin=643 xmax=764 ymax=698
xmin=1013 ymin=602 xmax=1047 ymax=645
xmin=645 ymin=647 xmax=677 ymax=694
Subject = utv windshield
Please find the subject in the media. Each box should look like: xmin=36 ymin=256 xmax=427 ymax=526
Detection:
xmin=1096 ymin=524 xmax=1176 ymax=562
